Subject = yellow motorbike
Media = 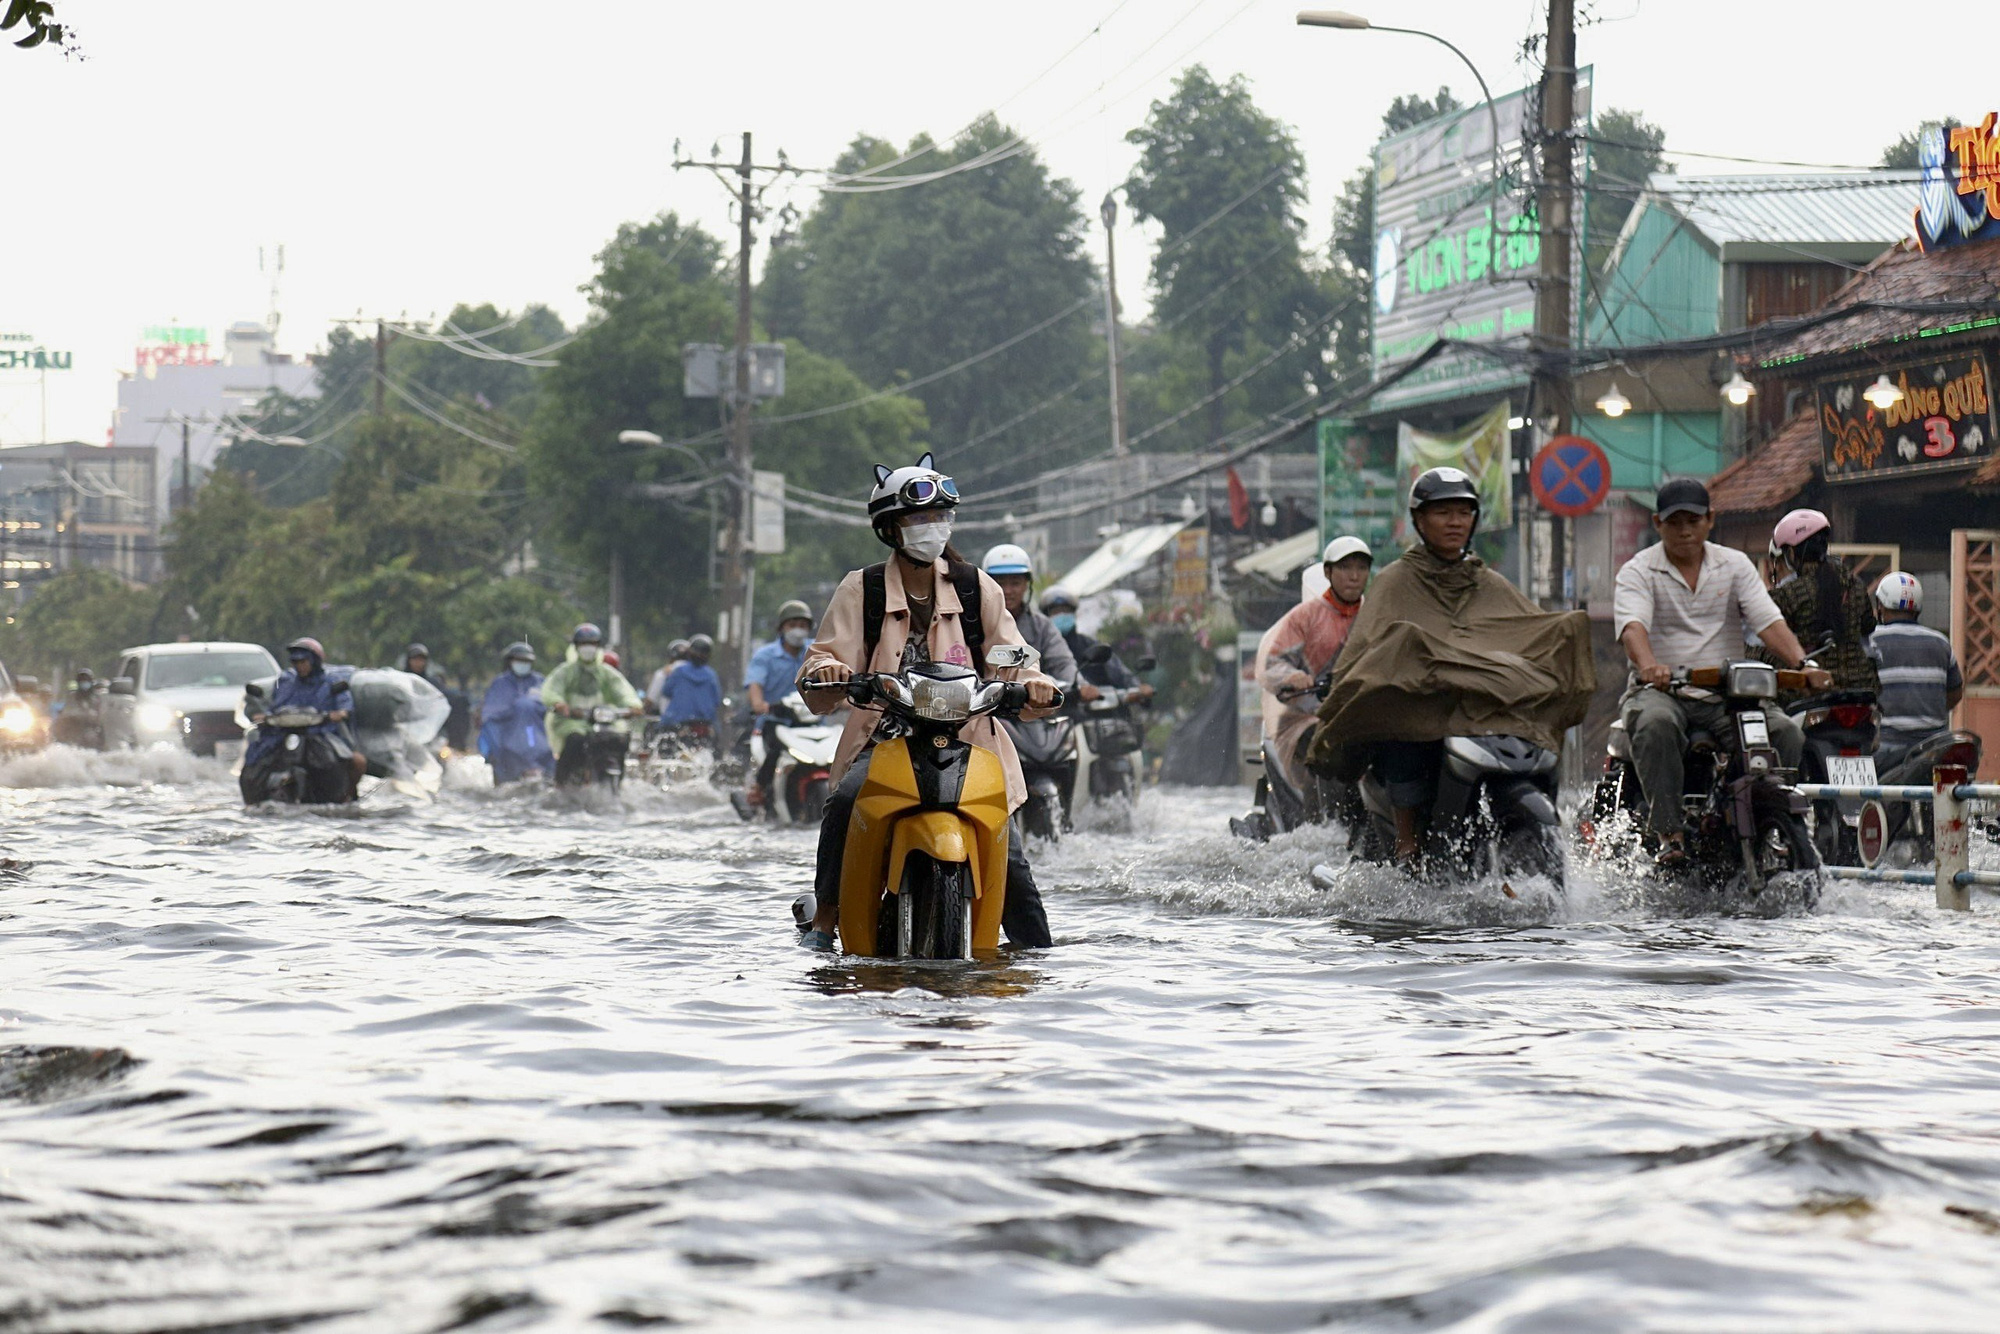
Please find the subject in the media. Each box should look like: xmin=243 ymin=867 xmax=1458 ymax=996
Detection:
xmin=826 ymin=652 xmax=1052 ymax=960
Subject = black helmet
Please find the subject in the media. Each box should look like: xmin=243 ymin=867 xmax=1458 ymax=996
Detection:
xmin=687 ymin=633 xmax=714 ymax=657
xmin=1408 ymin=466 xmax=1480 ymax=522
xmin=572 ymin=622 xmax=604 ymax=646
xmin=501 ymin=640 xmax=535 ymax=663
xmin=405 ymin=642 xmax=429 ymax=659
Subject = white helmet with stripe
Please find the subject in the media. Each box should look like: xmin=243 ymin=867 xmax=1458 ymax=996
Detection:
xmin=1873 ymin=571 xmax=1922 ymax=614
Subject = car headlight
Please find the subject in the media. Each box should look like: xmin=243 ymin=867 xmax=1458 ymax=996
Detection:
xmin=137 ymin=702 xmax=180 ymax=733
xmin=0 ymin=704 xmax=33 ymax=734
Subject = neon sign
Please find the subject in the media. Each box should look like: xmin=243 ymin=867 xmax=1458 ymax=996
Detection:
xmin=0 ymin=347 xmax=70 ymax=371
xmin=1819 ymin=354 xmax=1994 ymax=481
xmin=1914 ymin=112 xmax=2000 ymax=252
xmin=135 ymin=324 xmax=214 ymax=369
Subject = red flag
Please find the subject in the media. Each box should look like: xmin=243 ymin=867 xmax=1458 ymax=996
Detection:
xmin=1226 ymin=466 xmax=1249 ymax=530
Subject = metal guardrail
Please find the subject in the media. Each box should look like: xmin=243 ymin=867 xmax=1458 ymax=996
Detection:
xmin=1787 ymin=768 xmax=2000 ymax=911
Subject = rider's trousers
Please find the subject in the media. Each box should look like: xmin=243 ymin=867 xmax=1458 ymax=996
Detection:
xmin=815 ymin=744 xmax=1053 ymax=948
xmin=1621 ymin=690 xmax=1803 ymax=838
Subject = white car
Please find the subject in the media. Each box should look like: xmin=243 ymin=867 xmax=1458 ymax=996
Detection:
xmin=102 ymin=642 xmax=281 ymax=754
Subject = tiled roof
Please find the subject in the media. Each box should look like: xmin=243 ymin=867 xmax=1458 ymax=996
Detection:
xmin=1751 ymin=235 xmax=2000 ymax=367
xmin=1708 ymin=409 xmax=1819 ymax=515
xmin=1639 ymin=172 xmax=1919 ymax=252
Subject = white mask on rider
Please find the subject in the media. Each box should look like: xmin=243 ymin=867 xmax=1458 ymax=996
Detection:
xmin=782 ymin=626 xmax=810 ymax=651
xmin=899 ymin=519 xmax=953 ymax=566
xmin=509 ymin=660 xmax=532 ymax=677
xmin=576 ymin=644 xmax=601 ymax=664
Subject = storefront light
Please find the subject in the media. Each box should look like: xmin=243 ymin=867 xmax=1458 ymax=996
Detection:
xmin=1721 ymin=372 xmax=1755 ymax=406
xmin=1864 ymin=373 xmax=1904 ymax=410
xmin=1595 ymin=383 xmax=1632 ymax=418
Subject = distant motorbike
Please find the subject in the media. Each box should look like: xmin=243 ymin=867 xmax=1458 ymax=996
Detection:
xmin=646 ymin=717 xmax=716 ymax=785
xmin=1353 ymin=733 xmax=1566 ymax=887
xmin=1787 ymin=688 xmax=1879 ymax=864
xmin=736 ymin=692 xmax=841 ymax=823
xmin=1004 ymin=710 xmax=1076 ymax=843
xmin=1232 ymin=667 xmax=1359 ymax=843
xmin=241 ymin=681 xmax=354 ymax=806
xmin=557 ymin=704 xmax=629 ymax=793
xmin=1858 ymin=728 xmax=1983 ymax=865
xmin=1583 ymin=661 xmax=1818 ymax=900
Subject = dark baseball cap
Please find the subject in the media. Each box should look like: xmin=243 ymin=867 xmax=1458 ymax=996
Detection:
xmin=1656 ymin=477 xmax=1710 ymax=518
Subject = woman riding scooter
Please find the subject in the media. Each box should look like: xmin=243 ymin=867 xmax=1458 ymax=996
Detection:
xmin=795 ymin=454 xmax=1060 ymax=952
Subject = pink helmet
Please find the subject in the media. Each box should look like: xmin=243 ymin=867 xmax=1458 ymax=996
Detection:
xmin=1772 ymin=508 xmax=1831 ymax=550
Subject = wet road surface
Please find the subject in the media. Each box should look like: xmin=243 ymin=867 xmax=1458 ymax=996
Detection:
xmin=4 ymin=746 xmax=2000 ymax=1331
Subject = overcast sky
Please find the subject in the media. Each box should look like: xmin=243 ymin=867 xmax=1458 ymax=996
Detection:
xmin=5 ymin=0 xmax=1982 ymax=449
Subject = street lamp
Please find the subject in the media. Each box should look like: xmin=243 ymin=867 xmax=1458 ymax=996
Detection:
xmin=1296 ymin=10 xmax=1505 ymax=267
xmin=1595 ymin=383 xmax=1632 ymax=418
xmin=1863 ymin=374 xmax=1904 ymax=411
xmin=1720 ymin=372 xmax=1755 ymax=407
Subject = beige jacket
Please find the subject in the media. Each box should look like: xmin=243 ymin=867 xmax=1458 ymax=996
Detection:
xmin=800 ymin=556 xmax=1053 ymax=811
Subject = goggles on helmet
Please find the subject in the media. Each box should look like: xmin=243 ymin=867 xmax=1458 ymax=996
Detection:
xmin=896 ymin=475 xmax=958 ymax=509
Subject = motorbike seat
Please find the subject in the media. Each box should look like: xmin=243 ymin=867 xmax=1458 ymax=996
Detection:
xmin=1686 ymin=729 xmax=1722 ymax=754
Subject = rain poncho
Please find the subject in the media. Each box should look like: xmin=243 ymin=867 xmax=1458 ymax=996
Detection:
xmin=539 ymin=648 xmax=641 ymax=753
xmin=478 ymin=669 xmax=554 ymax=782
xmin=1308 ymin=546 xmax=1595 ymax=776
xmin=347 ymin=668 xmax=451 ymax=780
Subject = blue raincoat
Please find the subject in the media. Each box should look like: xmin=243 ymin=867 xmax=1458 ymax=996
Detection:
xmin=479 ymin=669 xmax=555 ymax=782
xmin=245 ymin=662 xmax=353 ymax=766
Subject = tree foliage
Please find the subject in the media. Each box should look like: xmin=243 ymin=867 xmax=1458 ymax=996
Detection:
xmin=1586 ymin=107 xmax=1671 ymax=277
xmin=1880 ymin=119 xmax=1957 ymax=169
xmin=1123 ymin=66 xmax=1329 ymax=450
xmin=759 ymin=118 xmax=1100 ymax=463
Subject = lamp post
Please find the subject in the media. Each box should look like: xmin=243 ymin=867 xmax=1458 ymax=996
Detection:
xmin=1295 ymin=11 xmax=1504 ymax=273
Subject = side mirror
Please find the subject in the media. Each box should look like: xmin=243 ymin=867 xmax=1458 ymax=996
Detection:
xmin=1084 ymin=644 xmax=1114 ymax=666
xmin=985 ymin=644 xmax=1038 ymax=670
xmin=243 ymin=681 xmax=266 ymax=699
xmin=109 ymin=677 xmax=136 ymax=696
xmin=1134 ymin=656 xmax=1158 ymax=673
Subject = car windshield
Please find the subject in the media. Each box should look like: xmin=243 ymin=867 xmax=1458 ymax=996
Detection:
xmin=145 ymin=652 xmax=275 ymax=691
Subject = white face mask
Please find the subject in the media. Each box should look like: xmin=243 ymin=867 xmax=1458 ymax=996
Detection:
xmin=782 ymin=626 xmax=810 ymax=650
xmin=576 ymin=644 xmax=601 ymax=663
xmin=899 ymin=519 xmax=953 ymax=566
xmin=509 ymin=660 xmax=532 ymax=677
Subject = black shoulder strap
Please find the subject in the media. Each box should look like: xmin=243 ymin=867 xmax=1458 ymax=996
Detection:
xmin=947 ymin=560 xmax=985 ymax=670
xmin=861 ymin=562 xmax=888 ymax=666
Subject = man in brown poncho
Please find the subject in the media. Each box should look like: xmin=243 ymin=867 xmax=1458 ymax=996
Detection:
xmin=1307 ymin=466 xmax=1595 ymax=862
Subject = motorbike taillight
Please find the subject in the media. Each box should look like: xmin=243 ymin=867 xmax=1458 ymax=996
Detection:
xmin=1829 ymin=704 xmax=1872 ymax=729
xmin=1942 ymin=740 xmax=1981 ymax=771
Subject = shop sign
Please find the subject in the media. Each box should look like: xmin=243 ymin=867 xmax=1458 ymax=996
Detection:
xmin=1316 ymin=418 xmax=1400 ymax=553
xmin=136 ymin=324 xmax=214 ymax=369
xmin=1819 ymin=355 xmax=1994 ymax=481
xmin=1915 ymin=112 xmax=2000 ymax=252
xmin=0 ymin=345 xmax=71 ymax=371
xmin=1393 ymin=401 xmax=1514 ymax=541
xmin=1368 ymin=71 xmax=1591 ymax=413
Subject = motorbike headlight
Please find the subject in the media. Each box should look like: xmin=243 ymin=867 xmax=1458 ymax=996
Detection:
xmin=137 ymin=702 xmax=180 ymax=733
xmin=1727 ymin=663 xmax=1778 ymax=700
xmin=0 ymin=704 xmax=33 ymax=734
xmin=908 ymin=674 xmax=975 ymax=722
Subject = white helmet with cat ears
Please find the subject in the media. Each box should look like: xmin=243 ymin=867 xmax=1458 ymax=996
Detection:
xmin=867 ymin=452 xmax=958 ymax=544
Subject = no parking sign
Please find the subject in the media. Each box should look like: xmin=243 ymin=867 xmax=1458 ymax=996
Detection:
xmin=1530 ymin=435 xmax=1612 ymax=518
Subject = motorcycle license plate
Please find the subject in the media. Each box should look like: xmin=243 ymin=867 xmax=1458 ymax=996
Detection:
xmin=1827 ymin=755 xmax=1877 ymax=788
xmin=1736 ymin=712 xmax=1769 ymax=747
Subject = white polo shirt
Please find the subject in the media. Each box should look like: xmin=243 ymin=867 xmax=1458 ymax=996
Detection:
xmin=1613 ymin=540 xmax=1784 ymax=670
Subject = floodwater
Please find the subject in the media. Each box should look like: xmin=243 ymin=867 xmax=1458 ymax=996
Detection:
xmin=5 ymin=745 xmax=2000 ymax=1332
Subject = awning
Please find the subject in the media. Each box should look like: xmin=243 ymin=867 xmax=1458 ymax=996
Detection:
xmin=1054 ymin=520 xmax=1188 ymax=597
xmin=1233 ymin=528 xmax=1321 ymax=580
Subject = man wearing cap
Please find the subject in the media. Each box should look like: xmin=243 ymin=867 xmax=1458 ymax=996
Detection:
xmin=744 ymin=601 xmax=817 ymax=809
xmin=1613 ymin=478 xmax=1830 ymax=863
xmin=1258 ymin=536 xmax=1373 ymax=803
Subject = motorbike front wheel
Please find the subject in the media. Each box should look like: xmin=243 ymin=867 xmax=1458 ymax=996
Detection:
xmin=890 ymin=854 xmax=974 ymax=960
xmin=1499 ymin=821 xmax=1566 ymax=888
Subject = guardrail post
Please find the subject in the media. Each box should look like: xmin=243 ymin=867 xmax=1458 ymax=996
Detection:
xmin=1935 ymin=764 xmax=1971 ymax=912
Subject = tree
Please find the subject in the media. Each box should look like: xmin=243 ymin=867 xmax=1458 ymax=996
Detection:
xmin=1880 ymin=119 xmax=1957 ymax=169
xmin=0 ymin=569 xmax=155 ymax=682
xmin=1124 ymin=66 xmax=1328 ymax=451
xmin=1326 ymin=87 xmax=1464 ymax=383
xmin=2 ymin=0 xmax=76 ymax=54
xmin=530 ymin=212 xmax=925 ymax=651
xmin=760 ymin=118 xmax=1100 ymax=461
xmin=1586 ymin=108 xmax=1671 ymax=277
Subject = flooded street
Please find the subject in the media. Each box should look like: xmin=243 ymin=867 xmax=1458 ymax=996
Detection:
xmin=5 ymin=751 xmax=2000 ymax=1332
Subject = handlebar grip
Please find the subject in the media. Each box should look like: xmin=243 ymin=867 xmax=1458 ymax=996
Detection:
xmin=998 ymin=682 xmax=1030 ymax=711
xmin=843 ymin=675 xmax=876 ymax=707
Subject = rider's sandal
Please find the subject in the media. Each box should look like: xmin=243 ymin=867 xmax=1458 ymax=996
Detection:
xmin=1654 ymin=835 xmax=1689 ymax=868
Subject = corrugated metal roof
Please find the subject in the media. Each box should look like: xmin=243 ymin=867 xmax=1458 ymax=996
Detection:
xmin=1639 ymin=171 xmax=1918 ymax=251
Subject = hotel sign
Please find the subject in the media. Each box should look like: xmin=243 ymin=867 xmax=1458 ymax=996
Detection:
xmin=1819 ymin=355 xmax=1994 ymax=481
xmin=1914 ymin=112 xmax=2000 ymax=252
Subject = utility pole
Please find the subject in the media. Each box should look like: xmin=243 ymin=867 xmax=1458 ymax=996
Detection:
xmin=374 ymin=319 xmax=387 ymax=417
xmin=179 ymin=418 xmax=190 ymax=512
xmin=1532 ymin=0 xmax=1576 ymax=607
xmin=1100 ymin=193 xmax=1128 ymax=458
xmin=674 ymin=132 xmax=800 ymax=685
xmin=147 ymin=412 xmax=214 ymax=519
